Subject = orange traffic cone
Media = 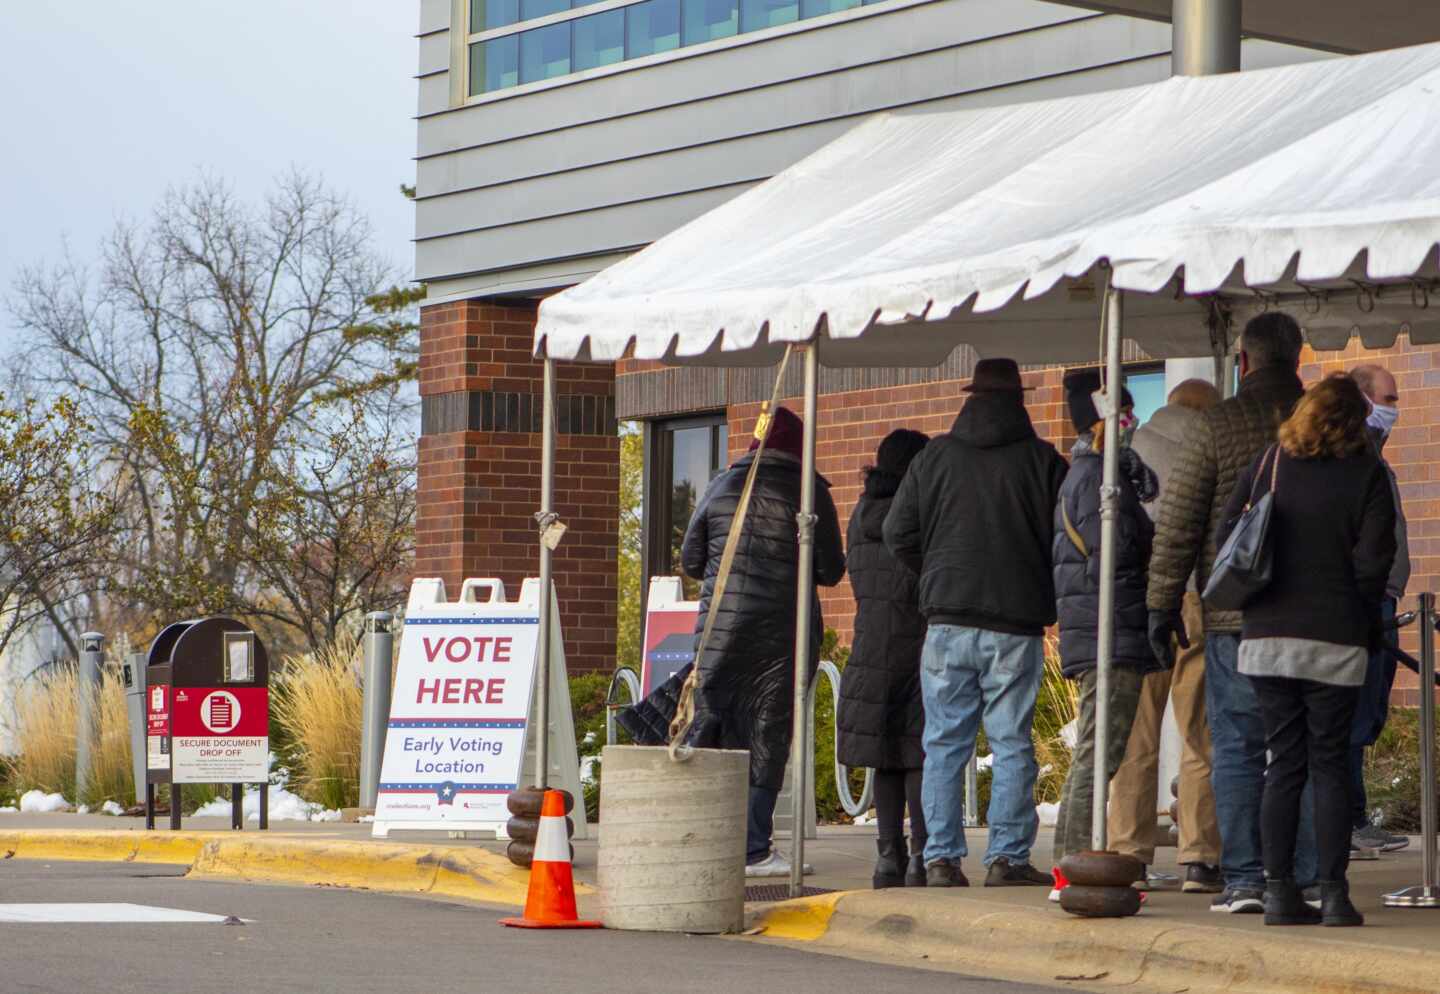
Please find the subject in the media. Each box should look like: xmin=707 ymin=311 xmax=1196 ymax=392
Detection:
xmin=500 ymin=789 xmax=601 ymax=929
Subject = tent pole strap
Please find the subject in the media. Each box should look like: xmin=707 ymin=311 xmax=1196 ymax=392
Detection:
xmin=1092 ymin=286 xmax=1124 ymax=852
xmin=790 ymin=342 xmax=819 ymax=899
xmin=536 ymin=357 xmax=556 ymax=791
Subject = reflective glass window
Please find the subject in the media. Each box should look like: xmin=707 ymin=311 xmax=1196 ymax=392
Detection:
xmin=627 ymin=0 xmax=682 ymax=57
xmin=682 ymin=0 xmax=738 ymax=44
xmin=574 ymin=9 xmax=625 ymax=70
xmin=741 ymin=0 xmax=798 ymax=31
xmin=800 ymin=0 xmax=858 ymax=15
xmin=474 ymin=0 xmax=520 ymax=31
xmin=470 ymin=36 xmax=520 ymax=93
xmin=520 ymin=22 xmax=572 ymax=83
xmin=521 ymin=0 xmax=570 ymax=19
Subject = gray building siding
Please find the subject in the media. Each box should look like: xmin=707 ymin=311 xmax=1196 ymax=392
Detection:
xmin=414 ymin=0 xmax=1324 ymax=300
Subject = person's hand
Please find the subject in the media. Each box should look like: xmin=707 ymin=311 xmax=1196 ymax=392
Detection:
xmin=1148 ymin=609 xmax=1189 ymax=668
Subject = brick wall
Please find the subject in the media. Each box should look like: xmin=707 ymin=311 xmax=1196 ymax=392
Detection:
xmin=726 ymin=367 xmax=1071 ymax=648
xmin=416 ymin=299 xmax=619 ymax=673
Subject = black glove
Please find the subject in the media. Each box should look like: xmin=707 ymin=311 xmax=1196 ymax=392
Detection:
xmin=1148 ymin=609 xmax=1190 ymax=669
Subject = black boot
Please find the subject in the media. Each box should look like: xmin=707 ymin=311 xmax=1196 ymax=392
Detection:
xmin=1264 ymin=876 xmax=1322 ymax=926
xmin=906 ymin=839 xmax=927 ymax=887
xmin=1320 ymin=880 xmax=1364 ymax=927
xmin=873 ymin=837 xmax=907 ymax=889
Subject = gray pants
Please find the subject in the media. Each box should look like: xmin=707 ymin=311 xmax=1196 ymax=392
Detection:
xmin=1054 ymin=667 xmax=1145 ymax=862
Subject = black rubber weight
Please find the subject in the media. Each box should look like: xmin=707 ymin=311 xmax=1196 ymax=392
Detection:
xmin=1059 ymin=884 xmax=1143 ymax=918
xmin=1058 ymin=851 xmax=1144 ymax=888
xmin=1169 ymin=799 xmax=1181 ymax=824
xmin=507 ymin=840 xmax=534 ymax=867
xmin=506 ymin=788 xmax=546 ymax=818
xmin=506 ymin=816 xmax=539 ymax=843
xmin=1170 ymin=775 xmax=1180 ymax=799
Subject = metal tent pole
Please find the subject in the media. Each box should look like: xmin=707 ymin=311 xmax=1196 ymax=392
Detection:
xmin=536 ymin=357 xmax=557 ymax=791
xmin=1385 ymin=591 xmax=1440 ymax=908
xmin=77 ymin=632 xmax=104 ymax=805
xmin=1171 ymin=0 xmax=1241 ymax=77
xmin=790 ymin=342 xmax=820 ymax=898
xmin=1092 ymin=286 xmax=1124 ymax=851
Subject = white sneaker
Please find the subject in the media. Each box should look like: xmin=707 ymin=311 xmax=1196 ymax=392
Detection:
xmin=744 ymin=852 xmax=815 ymax=877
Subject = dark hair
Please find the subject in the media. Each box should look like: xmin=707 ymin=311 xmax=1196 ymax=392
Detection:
xmin=1279 ymin=373 xmax=1369 ymax=460
xmin=863 ymin=429 xmax=929 ymax=497
xmin=1241 ymin=312 xmax=1304 ymax=369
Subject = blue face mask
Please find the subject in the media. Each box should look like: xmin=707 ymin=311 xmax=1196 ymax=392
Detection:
xmin=1367 ymin=402 xmax=1399 ymax=437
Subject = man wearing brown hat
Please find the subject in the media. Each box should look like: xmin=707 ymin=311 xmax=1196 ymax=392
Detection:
xmin=885 ymin=358 xmax=1068 ymax=888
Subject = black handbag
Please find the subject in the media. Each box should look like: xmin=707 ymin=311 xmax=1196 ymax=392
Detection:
xmin=1203 ymin=445 xmax=1281 ymax=612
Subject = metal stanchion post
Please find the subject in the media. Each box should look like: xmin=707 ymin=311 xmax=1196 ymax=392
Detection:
xmin=964 ymin=753 xmax=980 ymax=828
xmin=1386 ymin=591 xmax=1440 ymax=908
xmin=76 ymin=633 xmax=104 ymax=806
xmin=359 ymin=611 xmax=394 ymax=810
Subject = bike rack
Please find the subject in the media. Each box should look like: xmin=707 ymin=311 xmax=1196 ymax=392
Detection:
xmin=606 ymin=659 xmax=981 ymax=827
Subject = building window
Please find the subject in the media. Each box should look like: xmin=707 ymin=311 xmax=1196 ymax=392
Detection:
xmin=643 ymin=414 xmax=729 ymax=602
xmin=467 ymin=0 xmax=882 ymax=96
xmin=1124 ymin=365 xmax=1167 ymax=425
xmin=574 ymin=8 xmax=626 ymax=71
xmin=627 ymin=0 xmax=682 ymax=57
xmin=520 ymin=21 xmax=572 ymax=83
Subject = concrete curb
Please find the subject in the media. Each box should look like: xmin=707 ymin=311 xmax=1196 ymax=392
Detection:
xmin=750 ymin=889 xmax=1440 ymax=994
xmin=0 ymin=830 xmax=571 ymax=908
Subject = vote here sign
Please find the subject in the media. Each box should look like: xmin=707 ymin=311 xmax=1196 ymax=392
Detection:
xmin=375 ymin=614 xmax=540 ymax=825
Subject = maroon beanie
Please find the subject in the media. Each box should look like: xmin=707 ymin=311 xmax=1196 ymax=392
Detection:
xmin=748 ymin=405 xmax=804 ymax=460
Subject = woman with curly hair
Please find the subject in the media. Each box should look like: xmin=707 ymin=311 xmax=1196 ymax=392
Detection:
xmin=1217 ymin=373 xmax=1396 ymax=928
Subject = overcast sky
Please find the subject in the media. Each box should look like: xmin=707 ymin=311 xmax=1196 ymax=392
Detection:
xmin=0 ymin=1 xmax=418 ymax=347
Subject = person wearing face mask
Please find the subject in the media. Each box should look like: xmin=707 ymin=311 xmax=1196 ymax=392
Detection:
xmin=1048 ymin=370 xmax=1159 ymax=894
xmin=1344 ymin=364 xmax=1410 ymax=855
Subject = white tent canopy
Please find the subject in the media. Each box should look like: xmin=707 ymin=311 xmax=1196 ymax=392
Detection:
xmin=537 ymin=41 xmax=1440 ymax=367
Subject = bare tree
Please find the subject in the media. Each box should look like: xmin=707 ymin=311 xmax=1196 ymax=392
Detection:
xmin=10 ymin=171 xmax=417 ymax=652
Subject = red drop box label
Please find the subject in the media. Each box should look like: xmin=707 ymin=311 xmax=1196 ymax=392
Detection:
xmin=171 ymin=686 xmax=269 ymax=784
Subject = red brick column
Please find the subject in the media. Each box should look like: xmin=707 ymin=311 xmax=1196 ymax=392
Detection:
xmin=416 ymin=299 xmax=618 ymax=673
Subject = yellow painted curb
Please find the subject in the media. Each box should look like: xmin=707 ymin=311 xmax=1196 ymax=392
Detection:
xmin=752 ymin=891 xmax=846 ymax=941
xmin=0 ymin=829 xmax=588 ymax=909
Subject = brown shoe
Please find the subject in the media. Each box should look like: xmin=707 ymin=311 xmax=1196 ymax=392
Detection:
xmin=925 ymin=858 xmax=970 ymax=887
xmin=984 ymin=857 xmax=1051 ymax=886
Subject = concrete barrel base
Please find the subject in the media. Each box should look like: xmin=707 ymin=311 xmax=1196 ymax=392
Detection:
xmin=598 ymin=745 xmax=748 ymax=933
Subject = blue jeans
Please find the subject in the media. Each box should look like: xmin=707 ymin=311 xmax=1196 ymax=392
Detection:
xmin=920 ymin=624 xmax=1042 ymax=867
xmin=1208 ymin=633 xmax=1318 ymax=889
xmin=747 ymin=785 xmax=779 ymax=863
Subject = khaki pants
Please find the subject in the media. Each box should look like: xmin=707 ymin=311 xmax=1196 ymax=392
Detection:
xmin=1107 ymin=593 xmax=1220 ymax=866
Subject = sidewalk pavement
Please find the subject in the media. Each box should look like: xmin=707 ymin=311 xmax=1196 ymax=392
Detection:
xmin=4 ymin=814 xmax=1438 ymax=993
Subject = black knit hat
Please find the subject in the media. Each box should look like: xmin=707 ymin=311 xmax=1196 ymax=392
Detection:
xmin=1064 ymin=369 xmax=1134 ymax=433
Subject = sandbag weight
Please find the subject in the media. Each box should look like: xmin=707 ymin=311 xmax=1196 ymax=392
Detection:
xmin=504 ymin=786 xmax=577 ymax=867
xmin=506 ymin=839 xmax=575 ymax=868
xmin=1058 ymin=851 xmax=1144 ymax=888
xmin=1170 ymin=775 xmax=1180 ymax=799
xmin=1059 ymin=884 xmax=1143 ymax=918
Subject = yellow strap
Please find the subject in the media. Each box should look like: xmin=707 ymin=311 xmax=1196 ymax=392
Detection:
xmin=668 ymin=344 xmax=795 ymax=760
xmin=1062 ymin=500 xmax=1088 ymax=557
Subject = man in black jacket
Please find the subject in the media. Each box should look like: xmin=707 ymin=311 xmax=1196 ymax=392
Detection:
xmin=885 ymin=358 xmax=1067 ymax=888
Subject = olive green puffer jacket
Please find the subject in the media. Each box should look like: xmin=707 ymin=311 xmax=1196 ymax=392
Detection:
xmin=1146 ymin=364 xmax=1305 ymax=633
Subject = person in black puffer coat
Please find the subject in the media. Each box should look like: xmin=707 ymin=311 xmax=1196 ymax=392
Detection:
xmin=681 ymin=406 xmax=846 ymax=877
xmin=836 ymin=429 xmax=931 ymax=889
xmin=1051 ymin=371 xmax=1159 ymax=871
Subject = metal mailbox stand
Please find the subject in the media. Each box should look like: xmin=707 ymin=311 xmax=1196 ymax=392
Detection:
xmin=1385 ymin=591 xmax=1440 ymax=908
xmin=143 ymin=618 xmax=271 ymax=832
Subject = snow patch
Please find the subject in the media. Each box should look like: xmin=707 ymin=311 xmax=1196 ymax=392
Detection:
xmin=191 ymin=784 xmax=338 ymax=823
xmin=0 ymin=806 xmax=17 ymax=814
xmin=852 ymin=810 xmax=876 ymax=826
xmin=1059 ymin=719 xmax=1079 ymax=752
xmin=1036 ymin=802 xmax=1060 ymax=827
xmin=19 ymin=790 xmax=71 ymax=813
xmin=76 ymin=804 xmax=90 ymax=815
xmin=580 ymin=755 xmax=599 ymax=786
xmin=358 ymin=814 xmax=375 ymax=823
xmin=975 ymin=753 xmax=994 ymax=772
xmin=100 ymin=800 xmax=125 ymax=816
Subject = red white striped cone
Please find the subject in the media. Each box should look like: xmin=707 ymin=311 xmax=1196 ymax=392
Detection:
xmin=500 ymin=789 xmax=601 ymax=929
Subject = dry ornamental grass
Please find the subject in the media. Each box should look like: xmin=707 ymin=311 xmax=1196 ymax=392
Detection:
xmin=271 ymin=633 xmax=364 ymax=811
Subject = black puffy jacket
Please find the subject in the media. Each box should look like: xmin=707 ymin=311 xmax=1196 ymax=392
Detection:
xmin=615 ymin=663 xmax=691 ymax=746
xmin=836 ymin=493 xmax=926 ymax=771
xmin=1052 ymin=448 xmax=1157 ymax=677
xmin=681 ymin=450 xmax=846 ymax=789
xmin=884 ymin=393 xmax=1069 ymax=635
